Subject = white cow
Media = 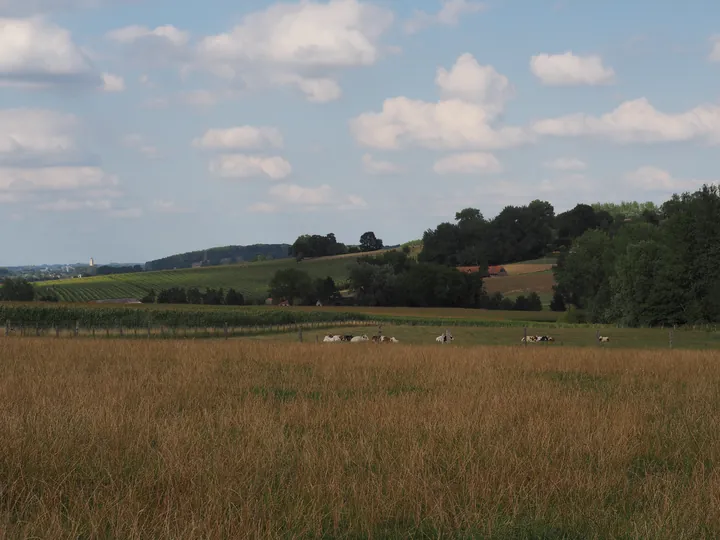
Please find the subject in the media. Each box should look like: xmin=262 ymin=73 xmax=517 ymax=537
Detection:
xmin=323 ymin=334 xmax=341 ymax=342
xmin=436 ymin=332 xmax=454 ymax=343
xmin=350 ymin=335 xmax=369 ymax=342
xmin=598 ymin=336 xmax=610 ymax=343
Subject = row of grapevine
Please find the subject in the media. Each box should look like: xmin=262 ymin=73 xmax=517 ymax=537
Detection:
xmin=0 ymin=304 xmax=583 ymax=330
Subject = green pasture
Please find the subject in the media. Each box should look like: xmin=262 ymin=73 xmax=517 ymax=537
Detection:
xmin=249 ymin=324 xmax=720 ymax=350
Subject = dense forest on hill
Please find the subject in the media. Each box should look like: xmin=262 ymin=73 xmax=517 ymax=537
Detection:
xmin=145 ymin=244 xmax=291 ymax=271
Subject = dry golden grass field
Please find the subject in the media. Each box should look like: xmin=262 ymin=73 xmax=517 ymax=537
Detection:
xmin=2 ymin=338 xmax=720 ymax=538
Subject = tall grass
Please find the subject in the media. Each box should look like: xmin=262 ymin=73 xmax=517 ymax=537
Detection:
xmin=1 ymin=339 xmax=719 ymax=538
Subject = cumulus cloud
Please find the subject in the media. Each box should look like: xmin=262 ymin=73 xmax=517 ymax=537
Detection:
xmin=362 ymin=153 xmax=404 ymax=174
xmin=101 ymin=72 xmax=125 ymax=92
xmin=351 ymin=97 xmax=529 ymax=150
xmin=122 ymin=134 xmax=158 ymax=158
xmin=624 ymin=166 xmax=713 ymax=192
xmin=543 ymin=157 xmax=587 ymax=170
xmin=0 ymin=166 xmax=117 ymax=192
xmin=252 ymin=183 xmax=366 ymax=212
xmin=533 ymin=98 xmax=720 ymax=144
xmin=195 ymin=0 xmax=393 ymax=102
xmin=153 ymin=199 xmax=190 ymax=213
xmin=433 ymin=152 xmax=502 ymax=174
xmin=106 ymin=24 xmax=189 ymax=46
xmin=405 ymin=0 xmax=486 ymax=34
xmin=37 ymin=198 xmax=112 ymax=211
xmin=350 ymin=53 xmax=529 ymax=150
xmin=530 ymin=52 xmax=615 ymax=86
xmin=0 ymin=17 xmax=98 ymax=87
xmin=193 ymin=126 xmax=283 ymax=150
xmin=0 ymin=109 xmax=77 ymax=160
xmin=710 ymin=36 xmax=720 ymax=62
xmin=208 ymin=154 xmax=291 ymax=180
xmin=248 ymin=202 xmax=278 ymax=213
xmin=435 ymin=53 xmax=513 ymax=117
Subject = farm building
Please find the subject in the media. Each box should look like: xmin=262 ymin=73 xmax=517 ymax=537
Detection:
xmin=456 ymin=265 xmax=508 ymax=277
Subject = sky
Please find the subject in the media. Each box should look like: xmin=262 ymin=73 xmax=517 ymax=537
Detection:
xmin=1 ymin=0 xmax=720 ymax=265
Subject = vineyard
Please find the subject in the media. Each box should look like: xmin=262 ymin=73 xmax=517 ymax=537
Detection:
xmin=0 ymin=303 xmax=567 ymax=331
xmin=33 ymin=255 xmax=360 ymax=303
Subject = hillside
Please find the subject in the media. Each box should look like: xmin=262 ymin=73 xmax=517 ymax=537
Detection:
xmin=35 ymin=254 xmax=363 ymax=303
xmin=145 ymin=243 xmax=291 ymax=271
xmin=34 ymin=251 xmax=557 ymax=304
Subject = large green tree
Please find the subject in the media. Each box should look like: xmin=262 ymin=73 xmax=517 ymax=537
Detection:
xmin=268 ymin=268 xmax=313 ymax=305
xmin=0 ymin=278 xmax=35 ymax=302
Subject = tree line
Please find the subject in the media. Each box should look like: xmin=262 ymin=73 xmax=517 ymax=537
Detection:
xmin=140 ymin=287 xmax=245 ymax=306
xmin=289 ymin=231 xmax=384 ymax=260
xmin=554 ymin=184 xmax=720 ymax=326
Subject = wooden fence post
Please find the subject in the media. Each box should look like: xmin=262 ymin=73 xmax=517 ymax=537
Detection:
xmin=4 ymin=320 xmax=8 ymax=337
xmin=55 ymin=325 xmax=60 ymax=338
xmin=147 ymin=322 xmax=151 ymax=338
xmin=224 ymin=322 xmax=228 ymax=340
xmin=669 ymin=328 xmax=674 ymax=349
xmin=298 ymin=327 xmax=303 ymax=343
xmin=523 ymin=326 xmax=528 ymax=346
xmin=74 ymin=321 xmax=79 ymax=338
xmin=35 ymin=323 xmax=40 ymax=337
xmin=119 ymin=323 xmax=123 ymax=337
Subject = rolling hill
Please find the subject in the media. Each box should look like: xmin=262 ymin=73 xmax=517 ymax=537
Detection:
xmin=34 ymin=246 xmax=557 ymax=304
xmin=35 ymin=254 xmax=363 ymax=303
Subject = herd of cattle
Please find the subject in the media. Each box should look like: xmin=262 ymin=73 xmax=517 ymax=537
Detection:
xmin=323 ymin=332 xmax=455 ymax=343
xmin=323 ymin=332 xmax=612 ymax=344
xmin=323 ymin=334 xmax=399 ymax=343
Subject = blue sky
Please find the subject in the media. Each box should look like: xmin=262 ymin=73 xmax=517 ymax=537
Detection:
xmin=1 ymin=0 xmax=719 ymax=265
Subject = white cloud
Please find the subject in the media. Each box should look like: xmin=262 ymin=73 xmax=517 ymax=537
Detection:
xmin=106 ymin=24 xmax=189 ymax=46
xmin=533 ymin=98 xmax=720 ymax=144
xmin=208 ymin=154 xmax=291 ymax=180
xmin=0 ymin=17 xmax=97 ymax=87
xmin=287 ymin=76 xmax=342 ymax=103
xmin=351 ymin=96 xmax=529 ymax=150
xmin=37 ymin=198 xmax=112 ymax=211
xmin=264 ymin=183 xmax=366 ymax=210
xmin=362 ymin=153 xmax=404 ymax=174
xmin=351 ymin=53 xmax=528 ymax=150
xmin=530 ymin=52 xmax=615 ymax=86
xmin=248 ymin=202 xmax=278 ymax=213
xmin=122 ymin=134 xmax=158 ymax=158
xmin=405 ymin=0 xmax=486 ymax=34
xmin=196 ymin=0 xmax=393 ymax=102
xmin=153 ymin=199 xmax=190 ymax=213
xmin=0 ymin=166 xmax=117 ymax=191
xmin=710 ymin=36 xmax=720 ymax=62
xmin=435 ymin=53 xmax=513 ymax=118
xmin=433 ymin=152 xmax=502 ymax=174
xmin=193 ymin=126 xmax=283 ymax=150
xmin=543 ymin=157 xmax=587 ymax=171
xmin=624 ymin=166 xmax=713 ymax=192
xmin=101 ymin=72 xmax=125 ymax=92
xmin=0 ymin=109 xmax=77 ymax=159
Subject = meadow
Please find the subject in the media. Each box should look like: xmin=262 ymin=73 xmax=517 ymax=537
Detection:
xmin=33 ymin=252 xmax=557 ymax=304
xmin=2 ymin=338 xmax=720 ymax=538
xmin=33 ymin=255 xmax=359 ymax=303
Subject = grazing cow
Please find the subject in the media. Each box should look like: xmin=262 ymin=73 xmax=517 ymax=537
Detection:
xmin=436 ymin=332 xmax=454 ymax=343
xmin=521 ymin=335 xmax=538 ymax=343
xmin=388 ymin=336 xmax=399 ymax=343
xmin=378 ymin=335 xmax=399 ymax=343
xmin=536 ymin=335 xmax=554 ymax=342
xmin=371 ymin=335 xmax=381 ymax=343
xmin=598 ymin=336 xmax=610 ymax=342
xmin=323 ymin=335 xmax=341 ymax=342
xmin=350 ymin=335 xmax=369 ymax=342
xmin=339 ymin=334 xmax=353 ymax=342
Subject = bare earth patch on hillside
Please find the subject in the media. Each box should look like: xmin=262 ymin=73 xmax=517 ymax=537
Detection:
xmin=503 ymin=263 xmax=555 ymax=275
xmin=483 ymin=271 xmax=555 ymax=296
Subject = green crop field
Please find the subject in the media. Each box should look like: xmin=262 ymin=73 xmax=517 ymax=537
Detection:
xmin=33 ymin=255 xmax=361 ymax=303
